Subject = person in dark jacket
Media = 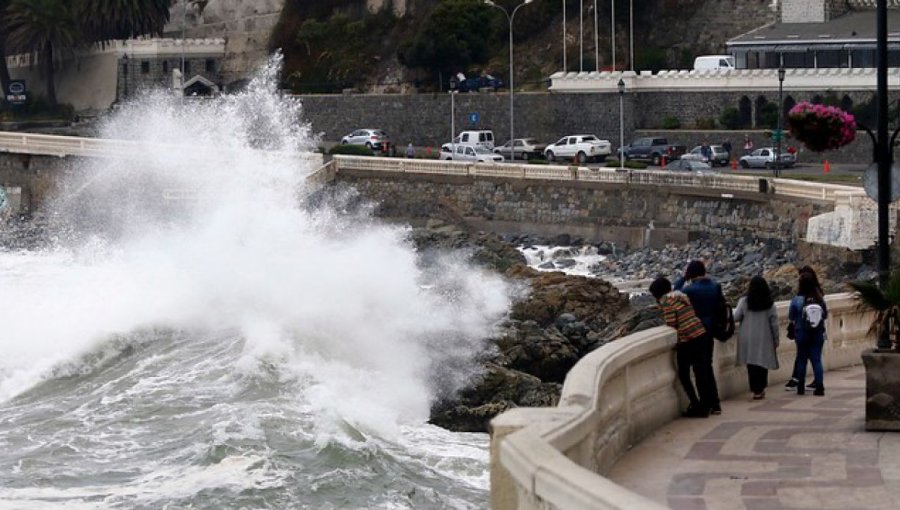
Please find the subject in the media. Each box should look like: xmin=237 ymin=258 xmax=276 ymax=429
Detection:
xmin=674 ymin=260 xmax=723 ymax=415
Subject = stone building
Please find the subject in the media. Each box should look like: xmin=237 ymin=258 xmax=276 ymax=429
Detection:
xmin=5 ymin=38 xmax=226 ymax=112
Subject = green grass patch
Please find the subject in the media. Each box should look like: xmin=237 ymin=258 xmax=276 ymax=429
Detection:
xmin=329 ymin=144 xmax=374 ymax=156
xmin=605 ymin=159 xmax=648 ymax=169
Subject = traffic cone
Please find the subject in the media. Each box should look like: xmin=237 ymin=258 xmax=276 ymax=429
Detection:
xmin=731 ymin=159 xmax=737 ymax=170
xmin=661 ymin=155 xmax=667 ymax=169
xmin=824 ymin=160 xmax=830 ymax=174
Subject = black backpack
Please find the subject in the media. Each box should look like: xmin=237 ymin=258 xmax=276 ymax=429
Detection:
xmin=712 ymin=290 xmax=735 ymax=342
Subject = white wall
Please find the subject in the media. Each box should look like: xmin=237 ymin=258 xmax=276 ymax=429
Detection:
xmin=9 ymin=52 xmax=118 ymax=111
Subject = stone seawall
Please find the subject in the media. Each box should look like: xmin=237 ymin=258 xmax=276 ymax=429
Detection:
xmin=333 ymin=169 xmax=830 ymax=246
xmin=296 ymin=91 xmax=881 ymax=164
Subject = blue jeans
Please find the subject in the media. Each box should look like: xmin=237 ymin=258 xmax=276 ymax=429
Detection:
xmin=795 ymin=336 xmax=825 ymax=386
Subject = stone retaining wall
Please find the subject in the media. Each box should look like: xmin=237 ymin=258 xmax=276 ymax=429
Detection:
xmin=333 ymin=169 xmax=830 ymax=246
xmin=490 ymin=293 xmax=874 ymax=509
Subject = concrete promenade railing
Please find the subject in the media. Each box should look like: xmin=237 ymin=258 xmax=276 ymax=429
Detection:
xmin=490 ymin=293 xmax=874 ymax=509
xmin=0 ymin=131 xmax=323 ymax=166
xmin=550 ymin=67 xmax=900 ymax=93
xmin=331 ymin=154 xmax=862 ymax=204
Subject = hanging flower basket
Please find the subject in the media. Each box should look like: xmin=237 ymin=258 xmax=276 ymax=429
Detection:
xmin=787 ymin=101 xmax=856 ymax=152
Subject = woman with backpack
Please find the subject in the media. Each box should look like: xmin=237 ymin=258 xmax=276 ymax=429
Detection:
xmin=785 ymin=266 xmax=826 ymax=391
xmin=788 ymin=273 xmax=828 ymax=396
xmin=734 ymin=276 xmax=780 ymax=400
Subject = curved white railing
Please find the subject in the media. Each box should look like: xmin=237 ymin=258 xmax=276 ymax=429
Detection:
xmin=332 ymin=154 xmax=860 ymax=203
xmin=0 ymin=131 xmax=323 ymax=167
xmin=491 ymin=293 xmax=874 ymax=509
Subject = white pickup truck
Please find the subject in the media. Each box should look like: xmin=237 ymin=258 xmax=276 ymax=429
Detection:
xmin=543 ymin=135 xmax=612 ymax=163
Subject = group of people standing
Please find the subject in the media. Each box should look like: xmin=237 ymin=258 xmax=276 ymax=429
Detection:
xmin=650 ymin=262 xmax=828 ymax=418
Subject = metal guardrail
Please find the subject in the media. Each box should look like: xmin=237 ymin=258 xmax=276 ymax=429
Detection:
xmin=332 ymin=155 xmax=862 ymax=203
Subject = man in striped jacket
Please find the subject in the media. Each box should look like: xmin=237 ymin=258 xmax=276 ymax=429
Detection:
xmin=650 ymin=277 xmax=711 ymax=418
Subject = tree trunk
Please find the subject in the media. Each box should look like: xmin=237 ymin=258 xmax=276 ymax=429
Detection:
xmin=43 ymin=41 xmax=56 ymax=106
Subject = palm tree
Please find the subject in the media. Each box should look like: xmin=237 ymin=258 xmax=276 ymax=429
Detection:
xmin=848 ymin=272 xmax=900 ymax=352
xmin=76 ymin=0 xmax=173 ymax=44
xmin=5 ymin=0 xmax=78 ymax=106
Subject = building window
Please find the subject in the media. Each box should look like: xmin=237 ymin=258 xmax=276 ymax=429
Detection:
xmin=205 ymin=59 xmax=215 ymax=73
xmin=782 ymin=51 xmax=814 ymax=68
xmin=851 ymin=49 xmax=875 ymax=68
xmin=141 ymin=60 xmax=150 ymax=74
xmin=747 ymin=51 xmax=759 ymax=69
xmin=163 ymin=60 xmax=169 ymax=74
xmin=889 ymin=50 xmax=900 ymax=67
xmin=816 ymin=50 xmax=848 ymax=68
xmin=763 ymin=52 xmax=781 ymax=68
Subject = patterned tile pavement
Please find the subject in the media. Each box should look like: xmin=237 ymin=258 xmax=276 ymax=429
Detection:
xmin=608 ymin=366 xmax=900 ymax=510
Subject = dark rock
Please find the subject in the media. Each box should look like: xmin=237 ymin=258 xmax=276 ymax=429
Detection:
xmin=552 ymin=233 xmax=571 ymax=246
xmin=555 ymin=258 xmax=577 ymax=268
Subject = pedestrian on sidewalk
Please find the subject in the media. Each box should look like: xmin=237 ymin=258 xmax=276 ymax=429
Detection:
xmin=650 ymin=277 xmax=709 ymax=418
xmin=405 ymin=143 xmax=416 ymax=158
xmin=788 ymin=273 xmax=828 ymax=396
xmin=785 ymin=266 xmax=827 ymax=391
xmin=743 ymin=135 xmax=754 ymax=155
xmin=734 ymin=276 xmax=780 ymax=400
xmin=674 ymin=260 xmax=723 ymax=415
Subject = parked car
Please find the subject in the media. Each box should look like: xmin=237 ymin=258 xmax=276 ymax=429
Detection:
xmin=618 ymin=137 xmax=686 ymax=166
xmin=454 ymin=130 xmax=495 ymax=150
xmin=440 ymin=143 xmax=505 ymax=163
xmin=340 ymin=129 xmax=390 ymax=151
xmin=494 ymin=138 xmax=546 ymax=160
xmin=666 ymin=159 xmax=716 ymax=173
xmin=739 ymin=147 xmax=796 ymax=169
xmin=682 ymin=145 xmax=730 ymax=166
xmin=544 ymin=135 xmax=612 ymax=163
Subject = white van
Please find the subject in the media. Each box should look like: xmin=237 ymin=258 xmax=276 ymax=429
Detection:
xmin=454 ymin=130 xmax=495 ymax=150
xmin=693 ymin=55 xmax=735 ymax=71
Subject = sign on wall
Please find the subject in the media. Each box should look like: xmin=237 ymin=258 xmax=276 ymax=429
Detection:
xmin=5 ymin=80 xmax=26 ymax=105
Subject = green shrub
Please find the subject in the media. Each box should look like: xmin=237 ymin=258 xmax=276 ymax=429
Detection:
xmin=719 ymin=107 xmax=742 ymax=130
xmin=695 ymin=117 xmax=717 ymax=130
xmin=329 ymin=144 xmax=374 ymax=156
xmin=605 ymin=159 xmax=648 ymax=169
xmin=527 ymin=158 xmax=549 ymax=165
xmin=758 ymin=102 xmax=779 ymax=130
xmin=662 ymin=116 xmax=681 ymax=129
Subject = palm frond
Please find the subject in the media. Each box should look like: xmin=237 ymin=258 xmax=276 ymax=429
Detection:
xmin=848 ymin=279 xmax=891 ymax=310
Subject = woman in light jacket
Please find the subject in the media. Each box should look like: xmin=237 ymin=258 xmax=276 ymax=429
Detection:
xmin=734 ymin=276 xmax=780 ymax=400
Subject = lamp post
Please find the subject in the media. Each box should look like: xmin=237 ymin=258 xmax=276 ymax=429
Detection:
xmin=876 ymin=0 xmax=892 ymax=348
xmin=562 ymin=0 xmax=566 ymax=72
xmin=122 ymin=53 xmax=129 ymax=100
xmin=775 ymin=66 xmax=785 ymax=178
xmin=629 ymin=0 xmax=634 ymax=71
xmin=618 ymin=78 xmax=625 ymax=171
xmin=486 ymin=0 xmax=534 ymax=162
xmin=610 ymin=0 xmax=615 ymax=72
xmin=449 ymin=76 xmax=458 ymax=154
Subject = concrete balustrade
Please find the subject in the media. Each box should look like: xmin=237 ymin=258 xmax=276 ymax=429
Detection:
xmin=550 ymin=67 xmax=900 ymax=93
xmin=491 ymin=293 xmax=874 ymax=510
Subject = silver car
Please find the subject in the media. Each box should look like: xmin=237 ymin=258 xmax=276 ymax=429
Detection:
xmin=666 ymin=159 xmax=716 ymax=173
xmin=340 ymin=129 xmax=390 ymax=150
xmin=739 ymin=147 xmax=796 ymax=169
xmin=493 ymin=138 xmax=546 ymax=160
xmin=682 ymin=145 xmax=730 ymax=167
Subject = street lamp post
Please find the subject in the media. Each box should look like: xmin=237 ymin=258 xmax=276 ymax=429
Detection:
xmin=876 ymin=0 xmax=892 ymax=349
xmin=618 ymin=78 xmax=625 ymax=171
xmin=562 ymin=0 xmax=566 ymax=72
xmin=450 ymin=76 xmax=458 ymax=154
xmin=775 ymin=66 xmax=785 ymax=178
xmin=486 ymin=0 xmax=534 ymax=162
xmin=610 ymin=0 xmax=616 ymax=72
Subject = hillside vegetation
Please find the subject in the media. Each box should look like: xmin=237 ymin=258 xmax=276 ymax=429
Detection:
xmin=270 ymin=0 xmax=773 ymax=93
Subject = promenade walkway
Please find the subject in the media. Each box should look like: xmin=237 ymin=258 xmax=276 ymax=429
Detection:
xmin=608 ymin=365 xmax=900 ymax=510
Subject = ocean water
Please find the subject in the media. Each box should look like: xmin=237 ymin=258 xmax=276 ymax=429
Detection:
xmin=0 ymin=56 xmax=512 ymax=509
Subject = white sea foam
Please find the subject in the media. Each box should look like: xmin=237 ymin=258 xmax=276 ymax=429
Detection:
xmin=0 ymin=54 xmax=511 ymax=450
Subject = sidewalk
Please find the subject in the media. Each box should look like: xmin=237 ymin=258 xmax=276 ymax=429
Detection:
xmin=608 ymin=365 xmax=900 ymax=510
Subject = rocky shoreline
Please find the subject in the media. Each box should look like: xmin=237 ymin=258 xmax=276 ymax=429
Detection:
xmin=418 ymin=225 xmax=870 ymax=433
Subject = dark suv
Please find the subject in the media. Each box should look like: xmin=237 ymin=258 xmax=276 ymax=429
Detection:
xmin=618 ymin=137 xmax=686 ymax=166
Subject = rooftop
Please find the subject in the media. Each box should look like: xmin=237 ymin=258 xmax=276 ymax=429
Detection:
xmin=729 ymin=9 xmax=900 ymax=48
